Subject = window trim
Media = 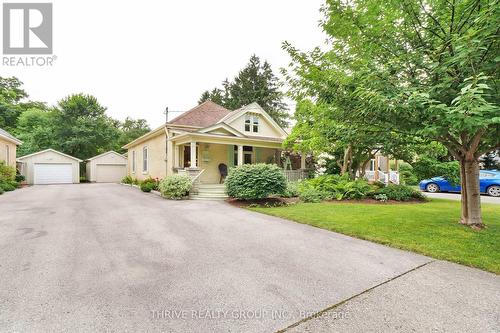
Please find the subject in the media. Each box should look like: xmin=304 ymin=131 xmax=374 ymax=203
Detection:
xmin=132 ymin=150 xmax=136 ymax=173
xmin=142 ymin=146 xmax=149 ymax=174
xmin=252 ymin=115 xmax=259 ymax=133
xmin=6 ymin=145 xmax=10 ymax=164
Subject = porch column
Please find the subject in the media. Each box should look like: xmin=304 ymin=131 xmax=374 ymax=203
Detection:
xmin=374 ymin=155 xmax=379 ymax=180
xmin=174 ymin=145 xmax=180 ymax=168
xmin=237 ymin=145 xmax=243 ymax=166
xmin=386 ymin=156 xmax=390 ymax=173
xmin=190 ymin=141 xmax=197 ymax=169
xmin=300 ymin=152 xmax=307 ymax=170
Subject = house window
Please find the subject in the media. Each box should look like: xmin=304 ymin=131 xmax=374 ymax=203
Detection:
xmin=132 ymin=151 xmax=136 ymax=173
xmin=142 ymin=146 xmax=148 ymax=173
xmin=244 ymin=115 xmax=251 ymax=132
xmin=243 ymin=146 xmax=253 ymax=164
xmin=252 ymin=116 xmax=259 ymax=133
xmin=233 ymin=145 xmax=253 ymax=164
xmin=183 ymin=145 xmax=198 ymax=168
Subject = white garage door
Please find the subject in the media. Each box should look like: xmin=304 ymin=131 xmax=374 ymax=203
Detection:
xmin=34 ymin=163 xmax=73 ymax=184
xmin=95 ymin=164 xmax=126 ymax=183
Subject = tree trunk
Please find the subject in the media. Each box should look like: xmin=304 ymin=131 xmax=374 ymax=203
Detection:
xmin=340 ymin=144 xmax=352 ymax=175
xmin=459 ymin=158 xmax=483 ymax=227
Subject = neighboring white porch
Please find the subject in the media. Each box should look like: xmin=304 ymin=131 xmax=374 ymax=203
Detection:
xmin=359 ymin=154 xmax=400 ymax=185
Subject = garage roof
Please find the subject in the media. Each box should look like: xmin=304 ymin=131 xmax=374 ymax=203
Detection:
xmin=17 ymin=149 xmax=83 ymax=162
xmin=86 ymin=151 xmax=126 ymax=162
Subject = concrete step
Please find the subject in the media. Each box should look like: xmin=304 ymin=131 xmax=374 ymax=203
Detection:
xmin=196 ymin=188 xmax=227 ymax=194
xmin=197 ymin=184 xmax=226 ymax=189
xmin=189 ymin=194 xmax=228 ymax=200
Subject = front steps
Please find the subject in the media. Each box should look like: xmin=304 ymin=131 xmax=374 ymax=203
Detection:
xmin=190 ymin=184 xmax=228 ymax=200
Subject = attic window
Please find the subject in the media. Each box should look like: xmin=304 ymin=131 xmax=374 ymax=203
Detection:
xmin=244 ymin=115 xmax=251 ymax=132
xmin=252 ymin=116 xmax=259 ymax=133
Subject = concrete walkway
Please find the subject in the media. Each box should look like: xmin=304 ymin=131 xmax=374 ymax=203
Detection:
xmin=0 ymin=184 xmax=498 ymax=332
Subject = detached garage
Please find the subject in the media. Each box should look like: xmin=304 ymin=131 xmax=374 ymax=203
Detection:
xmin=86 ymin=151 xmax=127 ymax=183
xmin=17 ymin=149 xmax=82 ymax=185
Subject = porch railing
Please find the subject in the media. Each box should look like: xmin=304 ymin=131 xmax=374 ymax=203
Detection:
xmin=283 ymin=169 xmax=308 ymax=182
xmin=362 ymin=171 xmax=399 ymax=185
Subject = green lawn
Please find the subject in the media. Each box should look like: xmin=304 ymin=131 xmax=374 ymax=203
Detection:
xmin=251 ymin=199 xmax=500 ymax=274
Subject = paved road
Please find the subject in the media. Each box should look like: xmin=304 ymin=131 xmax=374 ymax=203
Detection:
xmin=423 ymin=191 xmax=500 ymax=204
xmin=0 ymin=184 xmax=498 ymax=332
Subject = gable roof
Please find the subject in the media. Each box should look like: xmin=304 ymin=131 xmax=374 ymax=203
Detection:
xmin=168 ymin=101 xmax=231 ymax=127
xmin=0 ymin=128 xmax=22 ymax=145
xmin=198 ymin=123 xmax=245 ymax=137
xmin=17 ymin=148 xmax=83 ymax=162
xmin=86 ymin=151 xmax=126 ymax=162
xmin=218 ymin=102 xmax=288 ymax=137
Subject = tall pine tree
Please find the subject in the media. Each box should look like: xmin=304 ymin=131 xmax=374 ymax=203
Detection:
xmin=199 ymin=55 xmax=288 ymax=127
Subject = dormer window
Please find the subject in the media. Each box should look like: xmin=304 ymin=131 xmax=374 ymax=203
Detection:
xmin=244 ymin=115 xmax=251 ymax=132
xmin=252 ymin=116 xmax=259 ymax=133
xmin=245 ymin=114 xmax=259 ymax=133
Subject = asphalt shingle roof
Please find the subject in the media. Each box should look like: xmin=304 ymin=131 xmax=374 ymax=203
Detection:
xmin=167 ymin=101 xmax=231 ymax=127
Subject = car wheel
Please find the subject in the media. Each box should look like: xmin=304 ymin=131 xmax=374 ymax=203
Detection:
xmin=487 ymin=185 xmax=500 ymax=197
xmin=426 ymin=183 xmax=440 ymax=193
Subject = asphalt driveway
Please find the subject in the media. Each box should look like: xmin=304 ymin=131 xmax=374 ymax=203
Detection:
xmin=0 ymin=184 xmax=498 ymax=332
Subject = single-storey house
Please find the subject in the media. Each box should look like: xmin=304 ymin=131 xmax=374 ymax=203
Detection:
xmin=0 ymin=128 xmax=22 ymax=168
xmin=17 ymin=149 xmax=82 ymax=185
xmin=86 ymin=151 xmax=127 ymax=183
xmin=123 ymin=101 xmax=307 ymax=197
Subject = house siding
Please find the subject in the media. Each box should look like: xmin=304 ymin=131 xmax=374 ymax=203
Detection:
xmin=0 ymin=137 xmax=17 ymax=167
xmin=127 ymin=133 xmax=166 ymax=181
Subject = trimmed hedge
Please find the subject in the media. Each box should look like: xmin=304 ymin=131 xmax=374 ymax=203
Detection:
xmin=158 ymin=175 xmax=192 ymax=199
xmin=225 ymin=164 xmax=287 ymax=200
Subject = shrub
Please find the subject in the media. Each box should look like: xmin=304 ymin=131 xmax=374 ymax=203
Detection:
xmin=0 ymin=187 xmax=3 ymax=195
xmin=374 ymin=193 xmax=388 ymax=202
xmin=142 ymin=177 xmax=159 ymax=191
xmin=399 ymin=162 xmax=419 ymax=185
xmin=0 ymin=181 xmax=17 ymax=192
xmin=373 ymin=184 xmax=425 ymax=201
xmin=0 ymin=162 xmax=16 ymax=182
xmin=15 ymin=174 xmax=25 ymax=183
xmin=225 ymin=164 xmax=287 ymax=200
xmin=282 ymin=181 xmax=300 ymax=198
xmin=298 ymin=187 xmax=325 ymax=203
xmin=158 ymin=175 xmax=192 ymax=199
xmin=140 ymin=182 xmax=154 ymax=192
xmin=122 ymin=175 xmax=133 ymax=184
xmin=299 ymin=174 xmax=373 ymax=201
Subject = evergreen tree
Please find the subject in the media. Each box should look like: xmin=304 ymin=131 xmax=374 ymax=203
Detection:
xmin=198 ymin=55 xmax=288 ymax=127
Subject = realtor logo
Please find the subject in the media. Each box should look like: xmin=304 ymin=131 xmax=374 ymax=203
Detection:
xmin=3 ymin=3 xmax=52 ymax=54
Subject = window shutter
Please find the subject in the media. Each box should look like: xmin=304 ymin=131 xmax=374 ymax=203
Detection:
xmin=255 ymin=147 xmax=261 ymax=163
xmin=227 ymin=145 xmax=234 ymax=167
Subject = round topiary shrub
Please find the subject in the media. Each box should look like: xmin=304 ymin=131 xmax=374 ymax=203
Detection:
xmin=225 ymin=163 xmax=287 ymax=200
xmin=158 ymin=175 xmax=192 ymax=199
xmin=140 ymin=182 xmax=154 ymax=193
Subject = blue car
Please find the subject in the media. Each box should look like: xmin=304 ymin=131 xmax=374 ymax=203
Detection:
xmin=419 ymin=170 xmax=500 ymax=197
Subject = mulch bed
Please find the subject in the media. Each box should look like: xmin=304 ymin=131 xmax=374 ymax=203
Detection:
xmin=227 ymin=197 xmax=299 ymax=208
xmin=227 ymin=197 xmax=425 ymax=207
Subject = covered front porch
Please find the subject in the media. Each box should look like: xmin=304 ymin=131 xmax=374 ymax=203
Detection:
xmin=167 ymin=133 xmax=308 ymax=185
